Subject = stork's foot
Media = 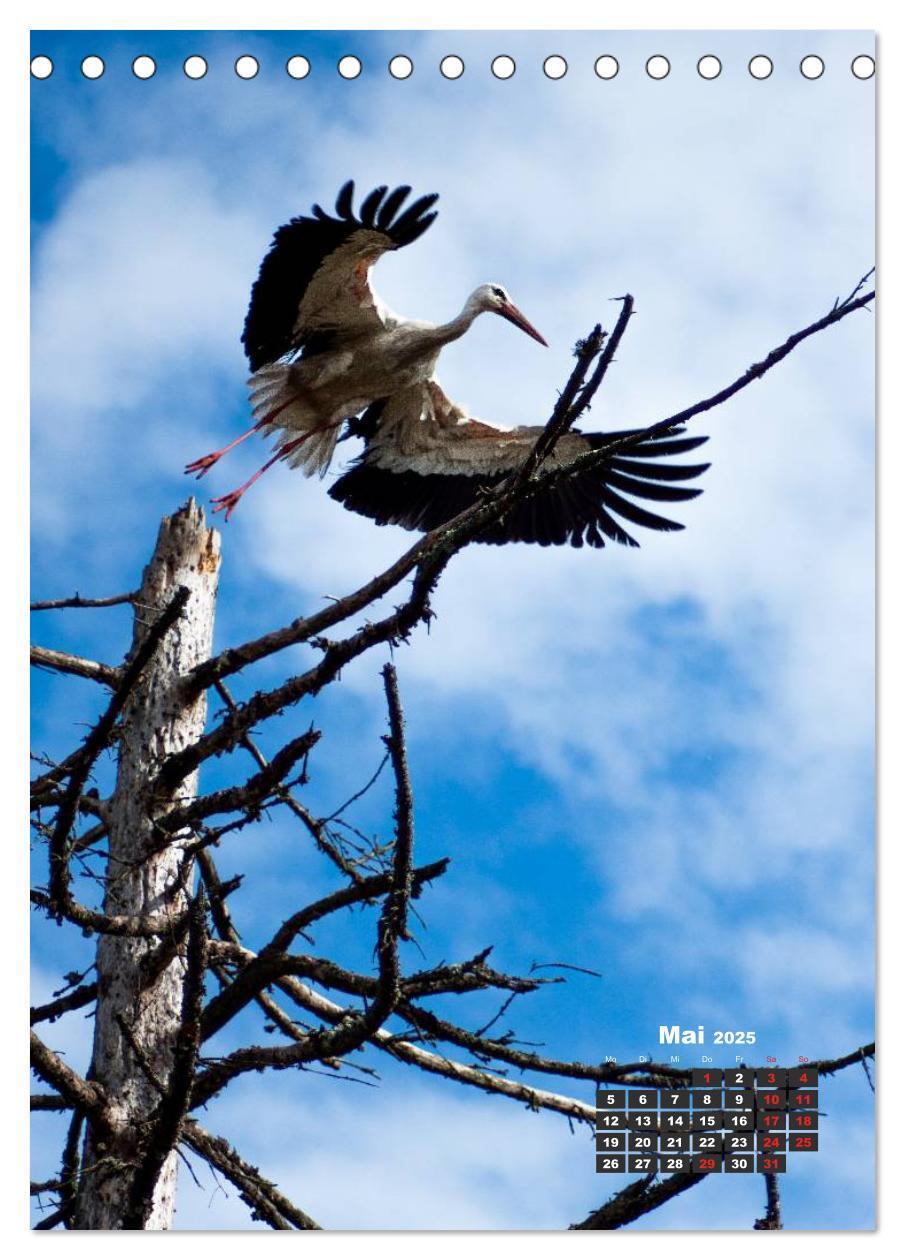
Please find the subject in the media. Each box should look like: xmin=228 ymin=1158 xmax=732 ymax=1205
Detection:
xmin=185 ymin=419 xmax=271 ymax=479
xmin=210 ymin=487 xmax=247 ymax=521
xmin=185 ymin=451 xmax=224 ymax=479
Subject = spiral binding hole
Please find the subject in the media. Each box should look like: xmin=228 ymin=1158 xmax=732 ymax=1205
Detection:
xmin=286 ymin=56 xmax=310 ymax=80
xmin=132 ymin=56 xmax=156 ymax=79
xmin=80 ymin=56 xmax=104 ymax=80
xmin=235 ymin=56 xmax=259 ymax=80
xmin=338 ymin=55 xmax=362 ymax=80
xmin=183 ymin=56 xmax=208 ymax=80
xmin=748 ymin=55 xmax=773 ymax=80
xmin=389 ymin=55 xmax=413 ymax=80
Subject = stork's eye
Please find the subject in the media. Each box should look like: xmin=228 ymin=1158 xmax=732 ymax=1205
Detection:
xmin=491 ymin=286 xmax=506 ymax=300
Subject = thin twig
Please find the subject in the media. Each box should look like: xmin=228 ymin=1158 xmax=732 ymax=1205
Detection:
xmin=31 ymin=591 xmax=137 ymax=612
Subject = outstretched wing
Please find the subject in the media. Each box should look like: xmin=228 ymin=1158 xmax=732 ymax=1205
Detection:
xmin=330 ymin=388 xmax=710 ymax=548
xmin=242 ymin=181 xmax=439 ymax=371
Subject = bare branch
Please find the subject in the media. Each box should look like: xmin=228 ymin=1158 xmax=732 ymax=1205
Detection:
xmin=154 ymin=728 xmax=321 ymax=825
xmin=182 ymin=1120 xmax=321 ymax=1230
xmin=29 ymin=1030 xmax=113 ymax=1134
xmin=212 ymin=680 xmax=360 ymax=878
xmin=201 ymin=857 xmax=448 ymax=1041
xmin=58 ymin=1108 xmax=85 ymax=1229
xmin=31 ymin=590 xmax=137 ymax=612
xmin=31 ymin=982 xmax=97 ymax=1026
xmin=812 ymin=1042 xmax=876 ymax=1077
xmin=753 ymin=1173 xmax=783 ymax=1230
xmin=223 ymin=956 xmax=597 ymax=1127
xmin=30 ymin=645 xmax=120 ymax=688
xmin=378 ymin=663 xmax=416 ymax=947
xmin=571 ymin=1170 xmax=707 ymax=1230
xmin=31 ymin=1093 xmax=71 ymax=1112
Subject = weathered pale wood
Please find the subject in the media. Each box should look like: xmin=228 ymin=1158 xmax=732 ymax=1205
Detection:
xmin=74 ymin=500 xmax=220 ymax=1230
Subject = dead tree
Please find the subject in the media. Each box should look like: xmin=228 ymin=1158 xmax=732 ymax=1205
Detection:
xmin=30 ymin=278 xmax=876 ymax=1230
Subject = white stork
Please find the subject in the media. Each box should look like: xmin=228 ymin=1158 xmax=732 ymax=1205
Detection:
xmin=186 ymin=181 xmax=710 ymax=546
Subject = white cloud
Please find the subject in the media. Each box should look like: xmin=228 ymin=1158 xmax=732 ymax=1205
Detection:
xmin=175 ymin=1076 xmax=588 ymax=1230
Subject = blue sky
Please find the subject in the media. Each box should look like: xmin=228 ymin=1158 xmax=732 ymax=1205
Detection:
xmin=30 ymin=29 xmax=875 ymax=1230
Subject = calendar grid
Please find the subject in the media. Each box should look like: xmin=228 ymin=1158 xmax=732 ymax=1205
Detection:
xmin=595 ymin=1068 xmax=819 ymax=1174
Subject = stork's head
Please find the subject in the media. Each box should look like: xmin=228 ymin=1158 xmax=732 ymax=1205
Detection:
xmin=470 ymin=283 xmax=548 ymax=346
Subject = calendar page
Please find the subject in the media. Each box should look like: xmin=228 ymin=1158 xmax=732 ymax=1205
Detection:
xmin=29 ymin=28 xmax=875 ymax=1232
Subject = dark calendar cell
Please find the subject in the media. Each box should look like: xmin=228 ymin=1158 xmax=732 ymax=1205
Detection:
xmin=661 ymin=1089 xmax=690 ymax=1108
xmin=628 ymin=1090 xmax=658 ymax=1108
xmin=596 ymin=1090 xmax=625 ymax=1108
xmin=596 ymin=1112 xmax=627 ymax=1129
xmin=692 ymin=1132 xmax=724 ymax=1152
xmin=725 ymin=1153 xmax=755 ymax=1173
xmin=596 ymin=1133 xmax=625 ymax=1151
xmin=724 ymin=1089 xmax=755 ymax=1109
xmin=660 ymin=1155 xmax=691 ymax=1173
xmin=660 ymin=1111 xmax=691 ymax=1131
xmin=692 ymin=1153 xmax=722 ymax=1173
xmin=692 ymin=1089 xmax=722 ymax=1109
xmin=790 ymin=1111 xmax=819 ymax=1131
xmin=757 ymin=1111 xmax=786 ymax=1131
xmin=725 ymin=1069 xmax=755 ymax=1089
xmin=756 ymin=1068 xmax=787 ymax=1088
xmin=724 ymin=1111 xmax=755 ymax=1130
xmin=758 ymin=1155 xmax=787 ymax=1174
xmin=596 ymin=1155 xmax=626 ymax=1173
xmin=692 ymin=1111 xmax=723 ymax=1130
xmin=628 ymin=1153 xmax=658 ymax=1173
xmin=627 ymin=1110 xmax=658 ymax=1129
xmin=692 ymin=1069 xmax=724 ymax=1087
xmin=789 ymin=1089 xmax=819 ymax=1111
xmin=628 ymin=1132 xmax=657 ymax=1151
xmin=756 ymin=1089 xmax=787 ymax=1110
xmin=758 ymin=1133 xmax=787 ymax=1152
xmin=790 ymin=1133 xmax=818 ymax=1152
xmin=661 ymin=1133 xmax=691 ymax=1152
xmin=789 ymin=1068 xmax=818 ymax=1088
xmin=724 ymin=1132 xmax=756 ymax=1152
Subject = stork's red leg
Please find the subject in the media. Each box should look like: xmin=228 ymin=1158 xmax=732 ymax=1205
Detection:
xmin=184 ymin=419 xmax=269 ymax=478
xmin=184 ymin=391 xmax=311 ymax=479
xmin=210 ymin=420 xmax=340 ymax=520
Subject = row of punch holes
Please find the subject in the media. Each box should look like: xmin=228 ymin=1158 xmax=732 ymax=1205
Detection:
xmin=31 ymin=53 xmax=876 ymax=82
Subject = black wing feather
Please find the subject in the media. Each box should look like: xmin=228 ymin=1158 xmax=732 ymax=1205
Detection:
xmin=358 ymin=185 xmax=388 ymax=226
xmin=377 ymin=185 xmax=412 ymax=228
xmin=329 ymin=425 xmax=710 ymax=548
xmin=241 ymin=181 xmax=439 ymax=371
xmin=334 ymin=179 xmax=356 ymax=220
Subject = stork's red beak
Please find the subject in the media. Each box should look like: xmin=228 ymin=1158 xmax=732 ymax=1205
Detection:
xmin=498 ymin=301 xmax=548 ymax=347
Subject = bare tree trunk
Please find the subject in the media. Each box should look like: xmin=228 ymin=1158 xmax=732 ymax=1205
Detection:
xmin=74 ymin=501 xmax=220 ymax=1230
